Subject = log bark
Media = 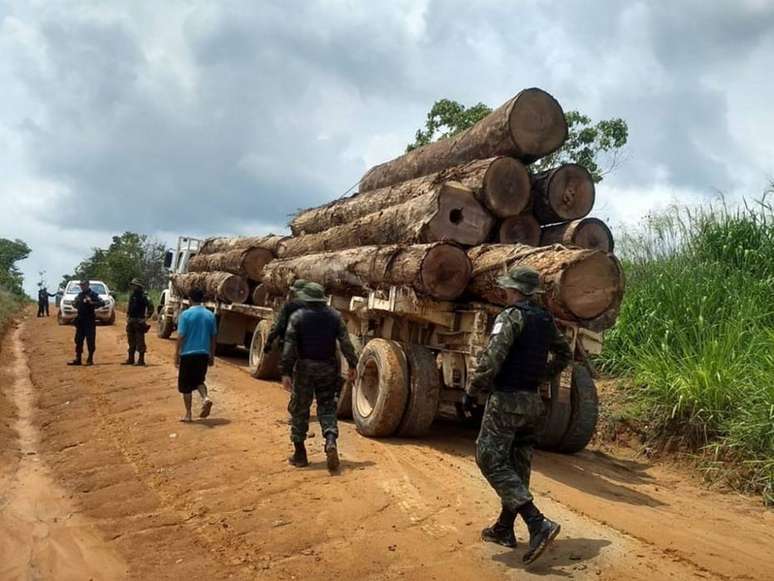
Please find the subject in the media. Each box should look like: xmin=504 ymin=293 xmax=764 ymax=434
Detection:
xmin=171 ymin=272 xmax=249 ymax=304
xmin=291 ymin=157 xmax=529 ymax=235
xmin=498 ymin=214 xmax=541 ymax=245
xmin=360 ymin=88 xmax=567 ymax=192
xmin=467 ymin=244 xmax=623 ymax=325
xmin=264 ymin=243 xmax=472 ymax=301
xmin=279 ymin=182 xmax=494 ymax=258
xmin=532 ymin=164 xmax=595 ymax=224
xmin=198 ymin=234 xmax=287 ymax=256
xmin=187 ymin=248 xmax=274 ymax=281
xmin=540 ymin=218 xmax=614 ymax=252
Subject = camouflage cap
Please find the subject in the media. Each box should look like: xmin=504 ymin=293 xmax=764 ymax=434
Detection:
xmin=296 ymin=282 xmax=327 ymax=303
xmin=291 ymin=279 xmax=308 ymax=293
xmin=79 ymin=279 xmax=90 ymax=286
xmin=496 ymin=266 xmax=544 ymax=295
xmin=130 ymin=278 xmax=144 ymax=288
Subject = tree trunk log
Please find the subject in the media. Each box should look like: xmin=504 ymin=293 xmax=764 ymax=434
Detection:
xmin=359 ymin=89 xmax=567 ymax=192
xmin=291 ymin=157 xmax=529 ymax=235
xmin=498 ymin=214 xmax=541 ymax=245
xmin=187 ymin=248 xmax=274 ymax=281
xmin=171 ymin=272 xmax=249 ymax=304
xmin=467 ymin=244 xmax=623 ymax=326
xmin=279 ymin=182 xmax=494 ymax=258
xmin=251 ymin=284 xmax=268 ymax=306
xmin=264 ymin=242 xmax=471 ymax=301
xmin=540 ymin=218 xmax=614 ymax=252
xmin=198 ymin=234 xmax=287 ymax=256
xmin=532 ymin=164 xmax=595 ymax=224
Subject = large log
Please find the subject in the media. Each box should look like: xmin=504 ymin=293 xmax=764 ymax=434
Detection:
xmin=171 ymin=272 xmax=249 ymax=304
xmin=279 ymin=182 xmax=494 ymax=258
xmin=198 ymin=234 xmax=287 ymax=256
xmin=360 ymin=89 xmax=567 ymax=192
xmin=498 ymin=214 xmax=541 ymax=245
xmin=467 ymin=244 xmax=623 ymax=326
xmin=541 ymin=218 xmax=614 ymax=252
xmin=531 ymin=164 xmax=595 ymax=224
xmin=264 ymin=243 xmax=472 ymax=301
xmin=291 ymin=157 xmax=529 ymax=235
xmin=187 ymin=248 xmax=273 ymax=281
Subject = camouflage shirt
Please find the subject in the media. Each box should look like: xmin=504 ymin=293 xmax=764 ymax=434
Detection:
xmin=467 ymin=301 xmax=572 ymax=396
xmin=281 ymin=305 xmax=358 ymax=376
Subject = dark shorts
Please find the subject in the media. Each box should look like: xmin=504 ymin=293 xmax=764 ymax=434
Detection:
xmin=178 ymin=354 xmax=210 ymax=393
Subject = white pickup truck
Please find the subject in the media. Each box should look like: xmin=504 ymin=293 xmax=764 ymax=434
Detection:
xmin=57 ymin=280 xmax=116 ymax=325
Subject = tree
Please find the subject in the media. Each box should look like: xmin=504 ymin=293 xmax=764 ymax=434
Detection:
xmin=407 ymin=99 xmax=628 ymax=183
xmin=0 ymin=238 xmax=31 ymax=296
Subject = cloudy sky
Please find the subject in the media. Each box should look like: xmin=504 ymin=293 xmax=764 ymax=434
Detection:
xmin=2 ymin=0 xmax=773 ymax=294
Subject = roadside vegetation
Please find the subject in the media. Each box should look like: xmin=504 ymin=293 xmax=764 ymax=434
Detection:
xmin=0 ymin=238 xmax=31 ymax=331
xmin=599 ymin=196 xmax=774 ymax=503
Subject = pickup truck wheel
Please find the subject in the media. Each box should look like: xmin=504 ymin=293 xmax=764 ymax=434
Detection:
xmin=397 ymin=344 xmax=440 ymax=437
xmin=248 ymin=319 xmax=281 ymax=380
xmin=157 ymin=312 xmax=174 ymax=338
xmin=336 ymin=335 xmax=362 ymax=419
xmin=106 ymin=311 xmax=116 ymax=326
xmin=353 ymin=339 xmax=409 ymax=437
xmin=556 ymin=365 xmax=599 ymax=454
xmin=536 ymin=367 xmax=573 ymax=451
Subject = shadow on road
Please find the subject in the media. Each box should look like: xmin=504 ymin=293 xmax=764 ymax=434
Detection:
xmin=491 ymin=536 xmax=612 ymax=577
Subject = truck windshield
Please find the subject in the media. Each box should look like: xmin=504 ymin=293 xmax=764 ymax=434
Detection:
xmin=66 ymin=282 xmax=107 ymax=295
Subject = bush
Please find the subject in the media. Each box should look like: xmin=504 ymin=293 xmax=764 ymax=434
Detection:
xmin=0 ymin=288 xmax=25 ymax=332
xmin=599 ymin=198 xmax=774 ymax=502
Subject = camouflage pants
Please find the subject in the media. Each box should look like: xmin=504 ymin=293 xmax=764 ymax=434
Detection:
xmin=126 ymin=318 xmax=148 ymax=353
xmin=288 ymin=359 xmax=342 ymax=444
xmin=475 ymin=391 xmax=544 ymax=512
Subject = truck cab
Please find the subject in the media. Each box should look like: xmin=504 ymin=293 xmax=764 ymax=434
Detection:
xmin=157 ymin=237 xmax=201 ymax=338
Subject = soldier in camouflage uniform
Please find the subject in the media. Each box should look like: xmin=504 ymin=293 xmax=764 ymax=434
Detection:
xmin=123 ymin=278 xmax=154 ymax=366
xmin=281 ymin=282 xmax=358 ymax=471
xmin=264 ymin=279 xmax=307 ymax=354
xmin=463 ymin=266 xmax=572 ymax=564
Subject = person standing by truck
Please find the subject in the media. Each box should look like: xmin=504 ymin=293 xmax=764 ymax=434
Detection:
xmin=123 ymin=278 xmax=154 ymax=366
xmin=263 ymin=279 xmax=307 ymax=354
xmin=37 ymin=285 xmax=56 ymax=317
xmin=67 ymin=280 xmax=105 ymax=366
xmin=463 ymin=266 xmax=572 ymax=565
xmin=281 ymin=282 xmax=358 ymax=471
xmin=174 ymin=288 xmax=217 ymax=423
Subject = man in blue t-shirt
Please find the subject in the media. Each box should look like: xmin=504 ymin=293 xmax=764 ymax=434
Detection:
xmin=174 ymin=288 xmax=218 ymax=422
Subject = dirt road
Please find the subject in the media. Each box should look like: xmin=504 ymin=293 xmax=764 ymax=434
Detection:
xmin=1 ymin=314 xmax=772 ymax=580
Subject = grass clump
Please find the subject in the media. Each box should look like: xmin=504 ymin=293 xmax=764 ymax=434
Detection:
xmin=599 ymin=198 xmax=774 ymax=503
xmin=0 ymin=287 xmax=25 ymax=332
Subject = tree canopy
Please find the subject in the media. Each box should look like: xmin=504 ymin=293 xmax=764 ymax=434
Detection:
xmin=0 ymin=238 xmax=31 ymax=296
xmin=407 ymin=99 xmax=628 ymax=183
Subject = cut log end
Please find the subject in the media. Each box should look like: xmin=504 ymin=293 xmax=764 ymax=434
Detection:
xmin=251 ymin=284 xmax=268 ymax=306
xmin=508 ymin=88 xmax=568 ymax=161
xmin=482 ymin=157 xmax=531 ymax=218
xmin=242 ymin=248 xmax=274 ymax=280
xmin=221 ymin=275 xmax=250 ymax=304
xmin=498 ymin=214 xmax=541 ymax=245
xmin=559 ymin=252 xmax=621 ymax=320
xmin=540 ymin=218 xmax=614 ymax=252
xmin=426 ymin=183 xmax=495 ymax=246
xmin=420 ymin=244 xmax=472 ymax=301
xmin=546 ymin=164 xmax=595 ymax=221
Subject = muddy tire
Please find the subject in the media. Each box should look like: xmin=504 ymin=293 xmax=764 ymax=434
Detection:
xmin=353 ymin=339 xmax=409 ymax=438
xmin=336 ymin=335 xmax=362 ymax=419
xmin=248 ymin=319 xmax=281 ymax=380
xmin=157 ymin=312 xmax=174 ymax=338
xmin=536 ymin=367 xmax=573 ymax=451
xmin=557 ymin=365 xmax=599 ymax=454
xmin=397 ymin=344 xmax=440 ymax=437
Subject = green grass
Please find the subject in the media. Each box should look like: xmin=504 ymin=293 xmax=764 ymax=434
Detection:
xmin=599 ymin=198 xmax=774 ymax=503
xmin=0 ymin=287 xmax=26 ymax=332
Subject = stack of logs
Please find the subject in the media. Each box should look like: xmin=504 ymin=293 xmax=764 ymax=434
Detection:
xmin=171 ymin=87 xmax=624 ymax=331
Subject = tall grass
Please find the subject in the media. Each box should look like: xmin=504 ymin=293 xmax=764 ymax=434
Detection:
xmin=599 ymin=198 xmax=774 ymax=502
xmin=0 ymin=287 xmax=25 ymax=332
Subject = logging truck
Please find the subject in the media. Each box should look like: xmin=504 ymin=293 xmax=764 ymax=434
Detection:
xmin=158 ymin=236 xmax=603 ymax=453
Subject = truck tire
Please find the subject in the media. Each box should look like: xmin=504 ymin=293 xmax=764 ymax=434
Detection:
xmin=397 ymin=344 xmax=440 ymax=437
xmin=353 ymin=339 xmax=409 ymax=437
xmin=536 ymin=367 xmax=573 ymax=451
xmin=157 ymin=312 xmax=174 ymax=338
xmin=336 ymin=335 xmax=362 ymax=419
xmin=557 ymin=365 xmax=599 ymax=454
xmin=248 ymin=320 xmax=281 ymax=380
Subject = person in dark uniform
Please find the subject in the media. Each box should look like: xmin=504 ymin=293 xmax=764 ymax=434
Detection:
xmin=123 ymin=278 xmax=154 ymax=366
xmin=37 ymin=285 xmax=56 ymax=317
xmin=281 ymin=282 xmax=358 ymax=471
xmin=463 ymin=266 xmax=572 ymax=565
xmin=263 ymin=279 xmax=307 ymax=354
xmin=67 ymin=279 xmax=105 ymax=366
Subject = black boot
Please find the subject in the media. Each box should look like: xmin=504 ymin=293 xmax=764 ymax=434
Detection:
xmin=289 ymin=442 xmax=308 ymax=467
xmin=136 ymin=352 xmax=146 ymax=366
xmin=520 ymin=502 xmax=561 ymax=564
xmin=481 ymin=506 xmax=517 ymax=548
xmin=86 ymin=353 xmax=94 ymax=366
xmin=122 ymin=350 xmax=135 ymax=365
xmin=324 ymin=433 xmax=340 ymax=471
xmin=67 ymin=355 xmax=82 ymax=366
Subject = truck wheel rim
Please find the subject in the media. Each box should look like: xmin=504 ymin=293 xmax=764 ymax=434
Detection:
xmin=356 ymin=359 xmax=379 ymax=418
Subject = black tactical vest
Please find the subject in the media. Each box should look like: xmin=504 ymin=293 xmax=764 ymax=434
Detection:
xmin=494 ymin=302 xmax=555 ymax=392
xmin=294 ymin=305 xmax=340 ymax=361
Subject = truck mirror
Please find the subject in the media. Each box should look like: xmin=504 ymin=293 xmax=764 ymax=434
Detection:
xmin=163 ymin=250 xmax=174 ymax=269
